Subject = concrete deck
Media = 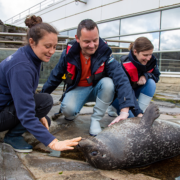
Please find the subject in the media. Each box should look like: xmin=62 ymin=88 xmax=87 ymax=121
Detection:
xmin=1 ymin=90 xmax=180 ymax=179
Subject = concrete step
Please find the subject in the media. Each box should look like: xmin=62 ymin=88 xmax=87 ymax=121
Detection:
xmin=153 ymin=100 xmax=176 ymax=108
xmin=0 ymin=143 xmax=34 ymax=180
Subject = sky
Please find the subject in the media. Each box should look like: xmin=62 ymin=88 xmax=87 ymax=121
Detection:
xmin=0 ymin=0 xmax=43 ymax=22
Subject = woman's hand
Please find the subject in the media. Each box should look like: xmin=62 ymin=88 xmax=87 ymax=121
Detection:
xmin=40 ymin=117 xmax=49 ymax=130
xmin=137 ymin=76 xmax=146 ymax=85
xmin=108 ymin=110 xmax=129 ymax=127
xmin=48 ymin=137 xmax=82 ymax=151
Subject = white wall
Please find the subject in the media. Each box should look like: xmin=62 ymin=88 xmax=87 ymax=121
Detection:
xmin=11 ymin=0 xmax=180 ymax=32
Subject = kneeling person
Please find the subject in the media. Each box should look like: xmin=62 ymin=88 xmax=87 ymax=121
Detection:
xmin=42 ymin=19 xmax=136 ymax=136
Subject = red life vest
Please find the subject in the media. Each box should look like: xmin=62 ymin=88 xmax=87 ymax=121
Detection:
xmin=65 ymin=40 xmax=105 ymax=84
xmin=122 ymin=61 xmax=154 ymax=82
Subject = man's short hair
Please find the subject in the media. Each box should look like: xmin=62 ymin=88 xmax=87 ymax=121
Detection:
xmin=77 ymin=19 xmax=99 ymax=38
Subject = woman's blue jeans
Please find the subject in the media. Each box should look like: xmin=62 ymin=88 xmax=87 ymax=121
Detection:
xmin=111 ymin=79 xmax=156 ymax=117
xmin=61 ymin=77 xmax=115 ymax=120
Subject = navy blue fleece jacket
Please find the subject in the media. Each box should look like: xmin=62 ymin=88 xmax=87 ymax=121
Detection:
xmin=0 ymin=45 xmax=55 ymax=146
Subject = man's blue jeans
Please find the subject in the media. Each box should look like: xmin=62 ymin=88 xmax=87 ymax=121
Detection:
xmin=111 ymin=79 xmax=156 ymax=117
xmin=61 ymin=77 xmax=115 ymax=120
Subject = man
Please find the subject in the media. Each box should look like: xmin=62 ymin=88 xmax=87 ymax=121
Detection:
xmin=41 ymin=19 xmax=140 ymax=136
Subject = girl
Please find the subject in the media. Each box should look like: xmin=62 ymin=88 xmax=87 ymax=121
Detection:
xmin=108 ymin=37 xmax=160 ymax=126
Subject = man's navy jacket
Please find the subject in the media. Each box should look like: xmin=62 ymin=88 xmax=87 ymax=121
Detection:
xmin=42 ymin=38 xmax=140 ymax=113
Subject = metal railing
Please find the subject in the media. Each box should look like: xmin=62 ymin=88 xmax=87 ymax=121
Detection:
xmin=4 ymin=0 xmax=65 ymax=24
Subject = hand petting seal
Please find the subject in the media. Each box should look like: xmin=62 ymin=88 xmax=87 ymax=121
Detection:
xmin=78 ymin=103 xmax=180 ymax=170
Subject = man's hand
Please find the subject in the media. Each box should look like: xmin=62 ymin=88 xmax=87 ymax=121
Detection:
xmin=40 ymin=117 xmax=49 ymax=130
xmin=137 ymin=76 xmax=146 ymax=85
xmin=108 ymin=108 xmax=129 ymax=126
xmin=48 ymin=137 xmax=82 ymax=151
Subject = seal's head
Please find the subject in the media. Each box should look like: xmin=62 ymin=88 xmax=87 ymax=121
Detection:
xmin=78 ymin=138 xmax=119 ymax=170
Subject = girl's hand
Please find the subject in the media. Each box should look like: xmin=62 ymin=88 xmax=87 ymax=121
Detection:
xmin=137 ymin=113 xmax=143 ymax=117
xmin=137 ymin=76 xmax=146 ymax=85
xmin=40 ymin=117 xmax=49 ymax=130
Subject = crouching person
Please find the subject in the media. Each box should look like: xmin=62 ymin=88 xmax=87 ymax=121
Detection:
xmin=41 ymin=19 xmax=136 ymax=136
xmin=108 ymin=37 xmax=160 ymax=120
xmin=0 ymin=15 xmax=81 ymax=152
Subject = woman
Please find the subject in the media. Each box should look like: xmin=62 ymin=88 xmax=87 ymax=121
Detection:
xmin=0 ymin=15 xmax=81 ymax=152
xmin=108 ymin=37 xmax=160 ymax=126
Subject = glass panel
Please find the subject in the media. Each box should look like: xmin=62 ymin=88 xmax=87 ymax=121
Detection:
xmin=160 ymin=30 xmax=180 ymax=50
xmin=120 ymin=32 xmax=159 ymax=51
xmin=161 ymin=7 xmax=180 ymax=29
xmin=121 ymin=12 xmax=160 ymax=35
xmin=98 ymin=20 xmax=119 ymax=38
xmin=107 ymin=37 xmax=121 ymax=53
xmin=111 ymin=52 xmax=160 ymax=64
xmin=159 ymin=52 xmax=180 ymax=72
xmin=107 ymin=37 xmax=119 ymax=46
xmin=69 ymin=29 xmax=77 ymax=37
xmin=59 ymin=31 xmax=68 ymax=36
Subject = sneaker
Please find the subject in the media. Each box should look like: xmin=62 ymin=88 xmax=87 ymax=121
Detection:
xmin=4 ymin=136 xmax=33 ymax=153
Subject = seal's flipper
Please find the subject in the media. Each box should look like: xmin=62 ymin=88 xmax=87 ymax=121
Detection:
xmin=140 ymin=103 xmax=160 ymax=127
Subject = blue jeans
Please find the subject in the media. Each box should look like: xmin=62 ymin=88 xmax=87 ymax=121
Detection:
xmin=112 ymin=79 xmax=156 ymax=117
xmin=61 ymin=77 xmax=115 ymax=120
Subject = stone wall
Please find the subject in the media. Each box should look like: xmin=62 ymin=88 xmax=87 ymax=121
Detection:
xmin=0 ymin=20 xmax=27 ymax=48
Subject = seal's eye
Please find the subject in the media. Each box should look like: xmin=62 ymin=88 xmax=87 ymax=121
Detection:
xmin=91 ymin=151 xmax=98 ymax=156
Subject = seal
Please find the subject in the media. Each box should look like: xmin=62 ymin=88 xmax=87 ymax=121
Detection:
xmin=78 ymin=103 xmax=180 ymax=170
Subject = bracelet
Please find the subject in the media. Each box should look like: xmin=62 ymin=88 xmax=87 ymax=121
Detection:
xmin=120 ymin=111 xmax=129 ymax=117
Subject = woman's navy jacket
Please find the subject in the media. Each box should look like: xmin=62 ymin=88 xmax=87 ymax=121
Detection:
xmin=0 ymin=45 xmax=55 ymax=146
xmin=42 ymin=38 xmax=137 ymax=111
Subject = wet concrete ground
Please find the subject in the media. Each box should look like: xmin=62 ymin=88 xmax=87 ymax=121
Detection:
xmin=1 ymin=89 xmax=180 ymax=180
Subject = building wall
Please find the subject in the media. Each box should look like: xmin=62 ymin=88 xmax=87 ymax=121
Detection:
xmin=4 ymin=0 xmax=180 ymax=75
xmin=10 ymin=0 xmax=180 ymax=32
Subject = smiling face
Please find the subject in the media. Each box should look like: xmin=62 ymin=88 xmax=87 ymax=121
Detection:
xmin=75 ymin=27 xmax=99 ymax=57
xmin=133 ymin=49 xmax=153 ymax=65
xmin=29 ymin=32 xmax=58 ymax=62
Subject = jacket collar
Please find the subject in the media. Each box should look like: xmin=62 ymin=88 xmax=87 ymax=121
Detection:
xmin=129 ymin=50 xmax=156 ymax=72
xmin=66 ymin=38 xmax=111 ymax=67
xmin=24 ymin=45 xmax=42 ymax=68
